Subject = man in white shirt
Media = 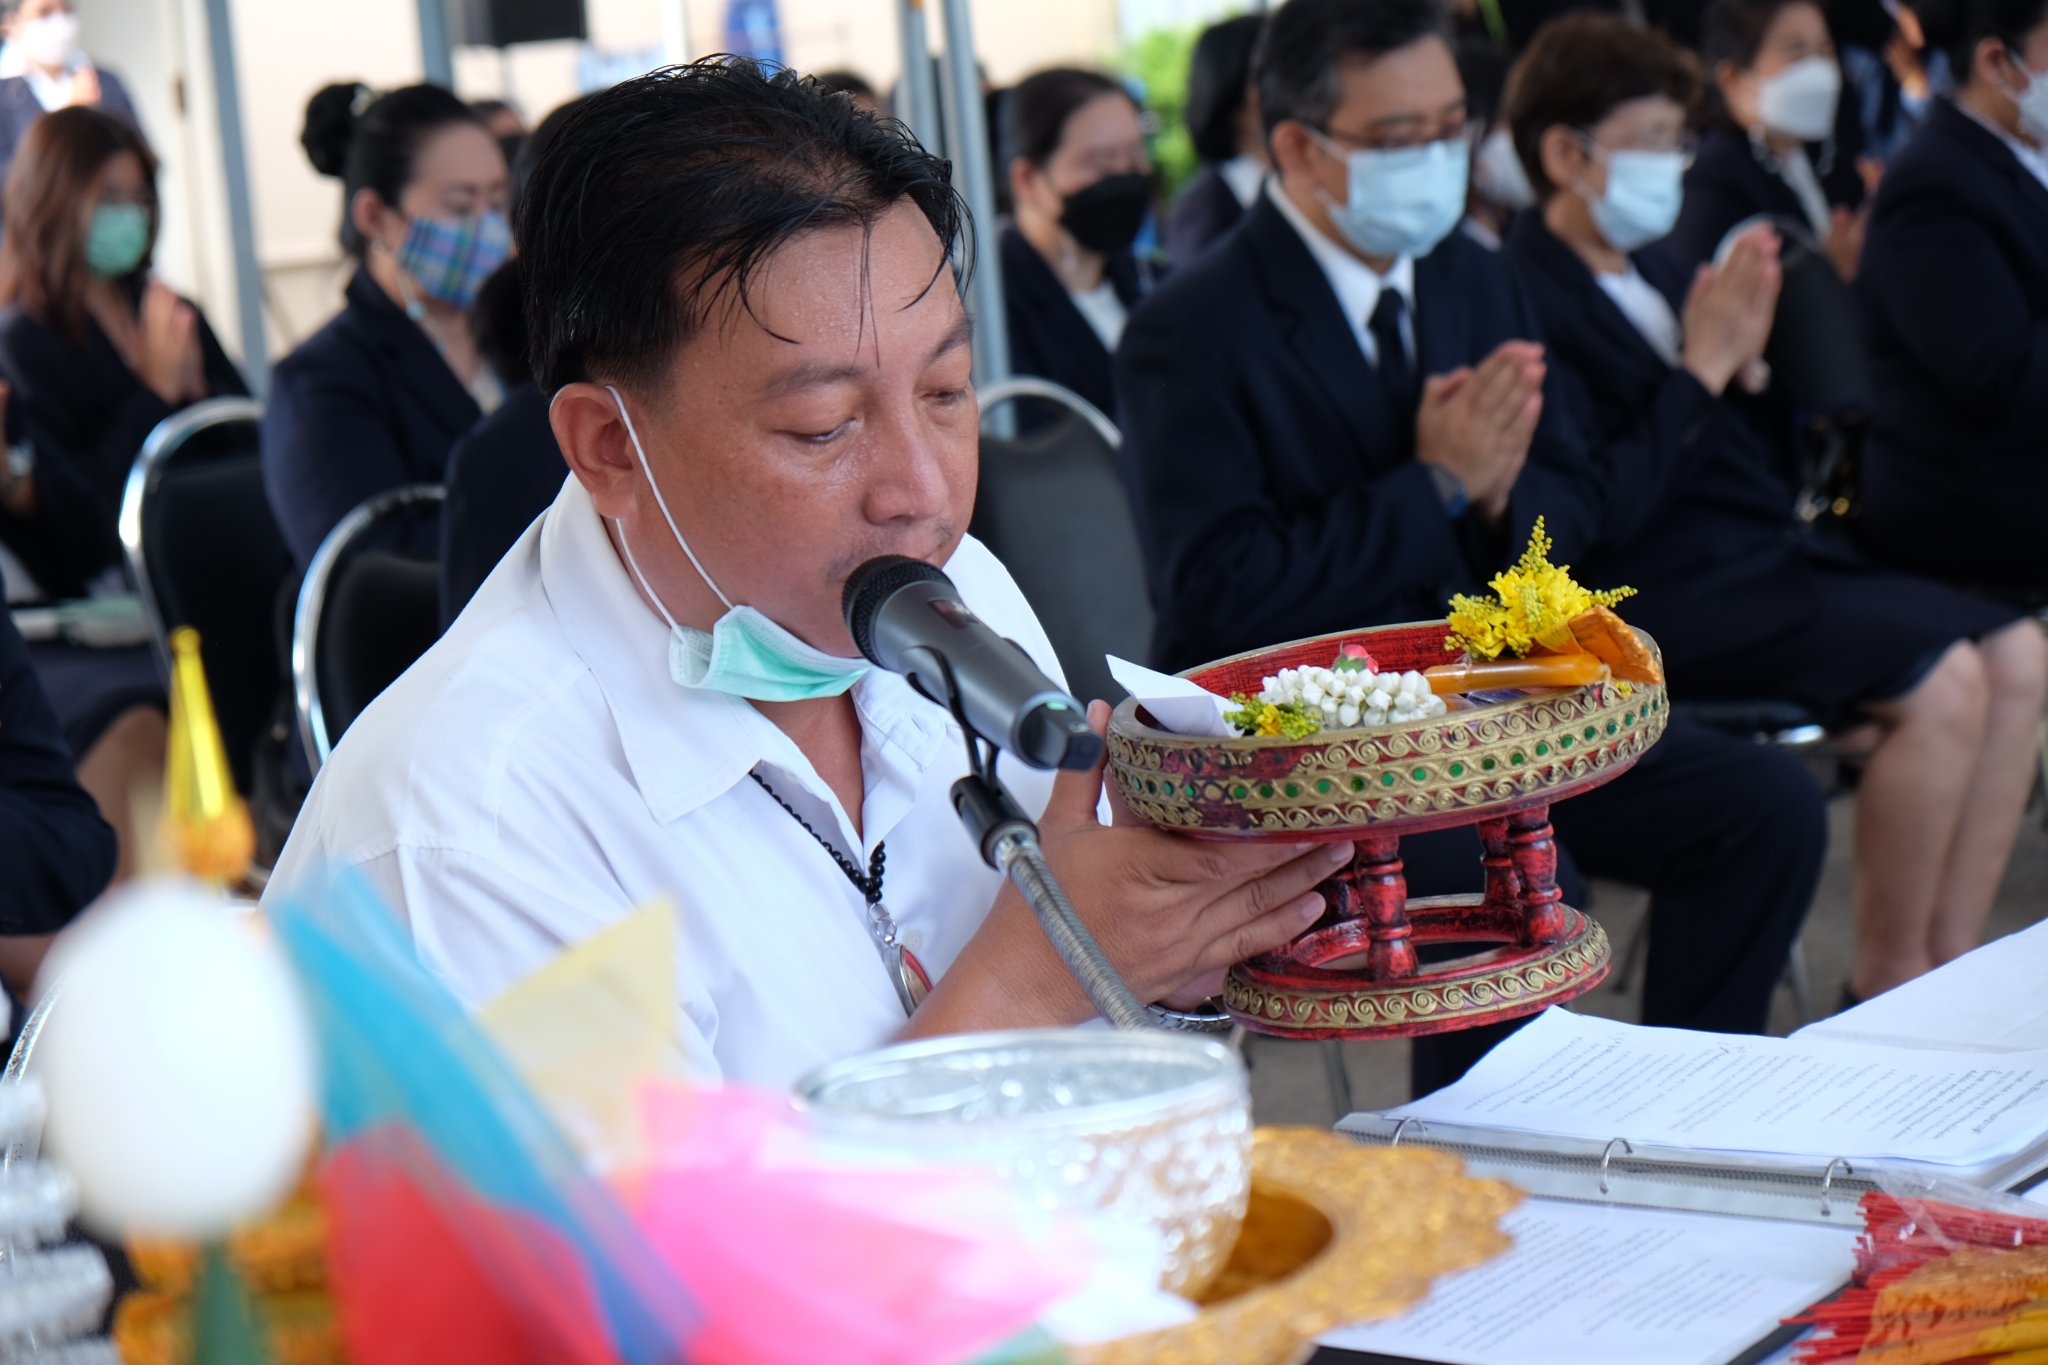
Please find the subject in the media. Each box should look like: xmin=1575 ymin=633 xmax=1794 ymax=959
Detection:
xmin=265 ymin=61 xmax=1348 ymax=1090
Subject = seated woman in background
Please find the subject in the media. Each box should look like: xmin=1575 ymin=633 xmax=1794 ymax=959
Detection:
xmin=1858 ymin=0 xmax=2048 ymax=591
xmin=1001 ymin=67 xmax=1157 ymax=423
xmin=1504 ymin=12 xmax=2048 ymax=1002
xmin=263 ymin=82 xmax=508 ymax=568
xmin=1165 ymin=13 xmax=1266 ymax=265
xmin=1668 ymin=0 xmax=1868 ymax=277
xmin=0 ymin=106 xmax=244 ymax=879
xmin=1838 ymin=0 xmax=1948 ymax=167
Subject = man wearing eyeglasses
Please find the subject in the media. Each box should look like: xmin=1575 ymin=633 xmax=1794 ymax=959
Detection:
xmin=1113 ymin=0 xmax=1828 ymax=1092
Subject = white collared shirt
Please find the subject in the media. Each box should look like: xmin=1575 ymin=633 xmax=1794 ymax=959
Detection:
xmin=1777 ymin=146 xmax=1833 ymax=240
xmin=19 ymin=58 xmax=85 ymax=112
xmin=1955 ymin=98 xmax=2048 ymax=194
xmin=1264 ymin=178 xmax=1416 ymax=368
xmin=264 ymin=476 xmax=1061 ymax=1091
xmin=1069 ymin=279 xmax=1127 ymax=350
xmin=1596 ymin=266 xmax=1684 ymax=367
xmin=1219 ymin=154 xmax=1266 ymax=209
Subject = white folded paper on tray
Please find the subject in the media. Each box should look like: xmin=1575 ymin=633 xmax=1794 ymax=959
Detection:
xmin=1106 ymin=655 xmax=1238 ymax=738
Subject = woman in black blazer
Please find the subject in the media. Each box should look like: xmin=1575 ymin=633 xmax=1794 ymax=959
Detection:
xmin=1858 ymin=0 xmax=2048 ymax=590
xmin=263 ymin=82 xmax=508 ymax=568
xmin=0 ymin=106 xmax=244 ymax=879
xmin=1668 ymin=0 xmax=1868 ymax=276
xmin=1165 ymin=14 xmax=1266 ymax=266
xmin=1001 ymin=67 xmax=1158 ymax=423
xmin=1505 ymin=13 xmax=2048 ymax=1001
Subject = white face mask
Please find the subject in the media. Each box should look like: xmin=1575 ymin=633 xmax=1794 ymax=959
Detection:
xmin=1580 ymin=147 xmax=1687 ymax=253
xmin=12 ymin=11 xmax=78 ymax=71
xmin=604 ymin=385 xmax=870 ymax=703
xmin=1310 ymin=131 xmax=1470 ymax=260
xmin=1755 ymin=56 xmax=1842 ymax=143
xmin=2002 ymin=50 xmax=2048 ymax=146
xmin=1472 ymin=126 xmax=1536 ymax=212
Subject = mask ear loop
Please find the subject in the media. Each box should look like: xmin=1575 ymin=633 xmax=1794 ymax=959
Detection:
xmin=605 ymin=384 xmax=736 ymax=612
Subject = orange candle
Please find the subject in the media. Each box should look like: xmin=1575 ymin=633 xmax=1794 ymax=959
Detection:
xmin=1424 ymin=653 xmax=1608 ymax=696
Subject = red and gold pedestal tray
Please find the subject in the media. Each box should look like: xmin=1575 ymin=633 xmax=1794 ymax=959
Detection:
xmin=1107 ymin=621 xmax=1668 ymax=1040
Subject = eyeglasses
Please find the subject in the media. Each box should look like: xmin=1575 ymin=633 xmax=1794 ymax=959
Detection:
xmin=1575 ymin=128 xmax=1698 ymax=168
xmin=1317 ymin=117 xmax=1472 ymax=154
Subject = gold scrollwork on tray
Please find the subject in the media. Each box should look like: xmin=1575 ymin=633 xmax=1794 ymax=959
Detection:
xmin=1111 ymin=694 xmax=1666 ymax=831
xmin=1221 ymin=923 xmax=1611 ymax=1034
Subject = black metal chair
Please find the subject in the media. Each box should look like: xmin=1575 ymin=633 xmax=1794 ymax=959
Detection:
xmin=116 ymin=397 xmax=286 ymax=802
xmin=292 ymin=485 xmax=446 ymax=772
xmin=971 ymin=377 xmax=1152 ymax=710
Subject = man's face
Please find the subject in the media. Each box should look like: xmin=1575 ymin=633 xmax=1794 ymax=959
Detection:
xmin=610 ymin=201 xmax=978 ymax=656
xmin=1276 ymin=36 xmax=1467 ymax=237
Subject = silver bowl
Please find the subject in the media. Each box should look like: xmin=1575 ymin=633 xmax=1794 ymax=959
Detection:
xmin=794 ymin=1028 xmax=1252 ymax=1296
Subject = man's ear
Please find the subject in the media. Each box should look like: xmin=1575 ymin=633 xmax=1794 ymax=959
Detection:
xmin=551 ymin=382 xmax=642 ymax=519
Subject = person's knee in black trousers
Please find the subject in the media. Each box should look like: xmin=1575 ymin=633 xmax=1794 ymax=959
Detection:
xmin=1403 ymin=719 xmax=1828 ymax=1098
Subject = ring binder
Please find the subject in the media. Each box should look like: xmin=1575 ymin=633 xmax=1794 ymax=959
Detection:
xmin=1820 ymin=1158 xmax=1855 ymax=1218
xmin=1390 ymin=1117 xmax=1425 ymax=1148
xmin=1598 ymin=1137 xmax=1634 ymax=1195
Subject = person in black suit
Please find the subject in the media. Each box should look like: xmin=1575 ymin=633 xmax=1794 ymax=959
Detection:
xmin=1166 ymin=14 xmax=1268 ymax=265
xmin=1857 ymin=0 xmax=2048 ymax=590
xmin=438 ymin=257 xmax=562 ymax=624
xmin=1503 ymin=11 xmax=2047 ymax=1001
xmin=0 ymin=0 xmax=140 ymax=194
xmin=0 ymin=566 xmax=114 ymax=1003
xmin=1002 ymin=67 xmax=1159 ymax=423
xmin=1669 ymin=0 xmax=1869 ymax=276
xmin=1116 ymin=0 xmax=1825 ymax=1087
xmin=0 ymin=107 xmax=244 ymax=881
xmin=263 ymin=82 xmax=508 ymax=569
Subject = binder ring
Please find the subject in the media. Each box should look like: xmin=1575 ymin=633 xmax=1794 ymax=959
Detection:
xmin=1820 ymin=1158 xmax=1854 ymax=1217
xmin=1390 ymin=1117 xmax=1426 ymax=1148
xmin=1598 ymin=1137 xmax=1635 ymax=1195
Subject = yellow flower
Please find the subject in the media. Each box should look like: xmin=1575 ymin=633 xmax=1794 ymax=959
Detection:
xmin=1444 ymin=518 xmax=1634 ymax=660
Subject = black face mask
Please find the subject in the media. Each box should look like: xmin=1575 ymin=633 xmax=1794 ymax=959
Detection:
xmin=1059 ymin=172 xmax=1152 ymax=255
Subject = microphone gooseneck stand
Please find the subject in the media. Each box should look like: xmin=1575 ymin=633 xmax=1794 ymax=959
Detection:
xmin=939 ymin=669 xmax=1154 ymax=1030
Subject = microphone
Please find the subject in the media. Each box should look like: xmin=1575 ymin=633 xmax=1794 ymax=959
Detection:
xmin=843 ymin=555 xmax=1104 ymax=771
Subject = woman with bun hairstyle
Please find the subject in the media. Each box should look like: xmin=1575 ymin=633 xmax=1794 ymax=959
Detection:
xmin=0 ymin=105 xmax=243 ymax=880
xmin=262 ymin=82 xmax=508 ymax=568
xmin=1858 ymin=0 xmax=2048 ymax=590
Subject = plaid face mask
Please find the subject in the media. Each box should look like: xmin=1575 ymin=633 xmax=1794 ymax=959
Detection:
xmin=393 ymin=209 xmax=511 ymax=310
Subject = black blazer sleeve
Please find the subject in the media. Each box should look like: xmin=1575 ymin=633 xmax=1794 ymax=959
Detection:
xmin=1861 ymin=185 xmax=2048 ymax=427
xmin=263 ymin=345 xmax=420 ymax=568
xmin=1115 ymin=302 xmax=1476 ymax=650
xmin=0 ymin=589 xmax=114 ymax=931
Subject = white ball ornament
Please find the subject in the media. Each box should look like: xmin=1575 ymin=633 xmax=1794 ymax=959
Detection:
xmin=36 ymin=882 xmax=317 ymax=1238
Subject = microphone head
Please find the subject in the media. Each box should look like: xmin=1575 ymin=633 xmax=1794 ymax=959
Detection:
xmin=843 ymin=555 xmax=951 ymax=665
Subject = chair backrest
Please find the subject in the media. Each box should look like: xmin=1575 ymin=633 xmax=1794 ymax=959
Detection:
xmin=971 ymin=379 xmax=1152 ymax=708
xmin=116 ymin=398 xmax=284 ymax=798
xmin=292 ymin=485 xmax=446 ymax=771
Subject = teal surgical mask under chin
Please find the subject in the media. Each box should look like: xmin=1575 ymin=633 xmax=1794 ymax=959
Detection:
xmin=605 ymin=385 xmax=871 ymax=702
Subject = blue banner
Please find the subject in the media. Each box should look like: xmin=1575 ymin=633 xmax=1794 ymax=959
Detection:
xmin=723 ymin=0 xmax=784 ymax=66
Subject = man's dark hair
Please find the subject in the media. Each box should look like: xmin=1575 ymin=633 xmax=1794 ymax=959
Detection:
xmin=1912 ymin=0 xmax=2048 ymax=75
xmin=1256 ymin=0 xmax=1454 ymax=139
xmin=813 ymin=68 xmax=879 ymax=103
xmin=518 ymin=59 xmax=968 ymax=396
xmin=1187 ymin=14 xmax=1267 ymax=164
xmin=1503 ymin=13 xmax=1700 ymax=200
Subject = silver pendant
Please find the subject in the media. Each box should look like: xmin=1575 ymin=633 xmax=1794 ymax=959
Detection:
xmin=887 ymin=942 xmax=932 ymax=1016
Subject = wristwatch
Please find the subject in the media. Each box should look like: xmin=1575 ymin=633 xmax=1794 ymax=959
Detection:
xmin=1147 ymin=999 xmax=1234 ymax=1034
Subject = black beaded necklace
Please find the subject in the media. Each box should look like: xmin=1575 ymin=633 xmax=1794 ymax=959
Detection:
xmin=748 ymin=770 xmax=930 ymax=1014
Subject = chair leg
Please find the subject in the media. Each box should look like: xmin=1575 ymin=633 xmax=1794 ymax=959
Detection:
xmin=1784 ymin=938 xmax=1816 ymax=1029
xmin=1321 ymin=1039 xmax=1355 ymax=1117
